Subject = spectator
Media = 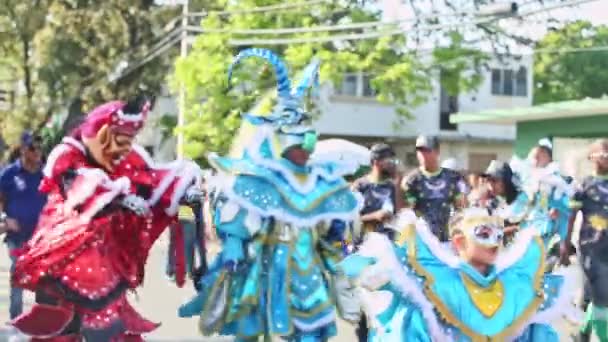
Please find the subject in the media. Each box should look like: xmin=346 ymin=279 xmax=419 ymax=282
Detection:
xmin=0 ymin=131 xmax=47 ymax=340
xmin=401 ymin=135 xmax=467 ymax=242
xmin=350 ymin=142 xmax=399 ymax=342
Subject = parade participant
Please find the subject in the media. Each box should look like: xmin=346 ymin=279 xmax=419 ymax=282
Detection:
xmin=350 ymin=143 xmax=399 ymax=342
xmin=508 ymin=139 xmax=572 ymax=249
xmin=339 ymin=208 xmax=579 ymax=341
xmin=478 ymin=160 xmax=522 ymax=241
xmin=352 ymin=143 xmax=399 ymax=243
xmin=178 ymin=49 xmax=360 ymax=342
xmin=9 ymin=96 xmax=203 ymax=341
xmin=401 ymin=135 xmax=467 ymax=242
xmin=562 ymin=139 xmax=608 ymax=342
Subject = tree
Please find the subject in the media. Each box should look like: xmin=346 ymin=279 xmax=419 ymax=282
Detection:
xmin=534 ymin=20 xmax=608 ymax=105
xmin=173 ymin=0 xmax=491 ymax=161
xmin=0 ymin=0 xmax=188 ymax=147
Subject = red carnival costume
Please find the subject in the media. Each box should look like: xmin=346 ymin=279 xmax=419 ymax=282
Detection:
xmin=9 ymin=98 xmax=201 ymax=342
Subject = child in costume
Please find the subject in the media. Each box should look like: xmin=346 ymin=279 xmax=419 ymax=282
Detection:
xmin=9 ymin=97 xmax=203 ymax=341
xmin=507 ymin=139 xmax=572 ymax=249
xmin=178 ymin=49 xmax=361 ymax=342
xmin=339 ymin=208 xmax=579 ymax=341
xmin=562 ymin=139 xmax=608 ymax=342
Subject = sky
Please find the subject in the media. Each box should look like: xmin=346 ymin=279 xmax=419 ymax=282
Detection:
xmin=379 ymin=0 xmax=608 ymax=53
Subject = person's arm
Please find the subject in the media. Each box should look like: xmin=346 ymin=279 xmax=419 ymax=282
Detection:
xmin=453 ymin=173 xmax=469 ymax=209
xmin=400 ymin=174 xmax=418 ymax=208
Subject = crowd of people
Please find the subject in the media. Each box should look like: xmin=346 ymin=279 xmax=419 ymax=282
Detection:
xmin=0 ymin=48 xmax=607 ymax=342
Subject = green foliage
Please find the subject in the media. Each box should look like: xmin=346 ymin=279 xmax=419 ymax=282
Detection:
xmin=0 ymin=0 xmax=184 ymax=146
xmin=534 ymin=20 xmax=608 ymax=105
xmin=173 ymin=0 xmax=489 ymax=160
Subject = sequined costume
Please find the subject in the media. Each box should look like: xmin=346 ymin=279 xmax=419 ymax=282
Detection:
xmin=9 ymin=99 xmax=202 ymax=341
xmin=339 ymin=209 xmax=580 ymax=341
xmin=178 ymin=49 xmax=360 ymax=341
xmin=570 ymin=174 xmax=608 ymax=341
xmin=507 ymin=158 xmax=572 ymax=247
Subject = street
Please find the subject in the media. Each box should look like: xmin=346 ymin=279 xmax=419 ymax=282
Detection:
xmin=0 ymin=232 xmax=588 ymax=341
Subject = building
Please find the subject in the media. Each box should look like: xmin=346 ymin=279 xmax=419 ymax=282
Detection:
xmin=450 ymin=97 xmax=608 ymax=180
xmin=142 ymin=54 xmax=530 ymax=171
xmin=314 ymin=54 xmax=531 ymax=172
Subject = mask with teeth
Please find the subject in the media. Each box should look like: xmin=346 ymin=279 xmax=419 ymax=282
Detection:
xmin=79 ymin=96 xmax=150 ymax=172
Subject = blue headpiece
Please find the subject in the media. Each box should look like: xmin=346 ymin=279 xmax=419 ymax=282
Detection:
xmin=228 ymin=48 xmax=320 ymax=153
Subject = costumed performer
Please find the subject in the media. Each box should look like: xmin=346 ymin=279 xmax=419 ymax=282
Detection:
xmin=339 ymin=208 xmax=580 ymax=341
xmin=9 ymin=96 xmax=203 ymax=341
xmin=178 ymin=48 xmax=361 ymax=342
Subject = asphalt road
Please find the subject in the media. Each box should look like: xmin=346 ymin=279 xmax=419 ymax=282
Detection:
xmin=0 ymin=232 xmax=591 ymax=341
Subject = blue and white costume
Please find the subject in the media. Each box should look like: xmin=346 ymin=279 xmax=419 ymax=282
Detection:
xmin=339 ymin=209 xmax=579 ymax=341
xmin=506 ymin=157 xmax=572 ymax=247
xmin=178 ymin=49 xmax=361 ymax=341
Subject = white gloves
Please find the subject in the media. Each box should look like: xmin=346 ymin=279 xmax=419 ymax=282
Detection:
xmin=183 ymin=185 xmax=204 ymax=205
xmin=120 ymin=194 xmax=150 ymax=216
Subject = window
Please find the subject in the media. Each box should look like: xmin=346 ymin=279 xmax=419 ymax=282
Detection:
xmin=502 ymin=70 xmax=514 ymax=95
xmin=491 ymin=68 xmax=527 ymax=97
xmin=515 ymin=67 xmax=527 ymax=96
xmin=439 ymin=71 xmax=458 ymax=131
xmin=362 ymin=74 xmax=376 ymax=97
xmin=336 ymin=74 xmax=358 ymax=96
xmin=335 ymin=73 xmax=376 ymax=98
xmin=491 ymin=69 xmax=501 ymax=95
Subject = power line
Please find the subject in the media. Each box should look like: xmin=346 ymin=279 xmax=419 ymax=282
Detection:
xmin=211 ymin=0 xmax=600 ymax=46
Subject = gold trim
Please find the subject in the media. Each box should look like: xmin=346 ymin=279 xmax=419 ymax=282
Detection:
xmin=210 ymin=158 xmax=349 ymax=213
xmin=461 ymin=273 xmax=504 ymax=318
xmin=407 ymin=228 xmax=546 ymax=341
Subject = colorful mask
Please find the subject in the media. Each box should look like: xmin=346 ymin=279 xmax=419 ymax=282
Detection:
xmin=227 ymin=48 xmax=320 ymax=160
xmin=452 ymin=208 xmax=505 ymax=247
xmin=78 ymin=97 xmax=150 ymax=172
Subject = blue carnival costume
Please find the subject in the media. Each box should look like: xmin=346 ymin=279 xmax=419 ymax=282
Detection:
xmin=339 ymin=209 xmax=579 ymax=341
xmin=507 ymin=157 xmax=572 ymax=248
xmin=178 ymin=49 xmax=361 ymax=341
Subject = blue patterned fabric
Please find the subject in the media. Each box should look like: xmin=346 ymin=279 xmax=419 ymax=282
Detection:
xmin=339 ymin=229 xmax=568 ymax=341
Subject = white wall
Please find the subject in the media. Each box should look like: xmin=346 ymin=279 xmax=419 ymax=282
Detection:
xmin=314 ymin=55 xmax=531 ymax=141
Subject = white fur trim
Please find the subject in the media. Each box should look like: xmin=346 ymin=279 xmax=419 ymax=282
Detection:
xmin=63 ymin=137 xmax=86 ymax=153
xmin=292 ymin=311 xmax=336 ymax=332
xmin=357 ymin=233 xmax=450 ymax=341
xmin=131 ymin=145 xmax=202 ymax=212
xmin=166 ymin=161 xmax=200 ymax=216
xmin=235 ymin=127 xmax=355 ymax=194
xmin=116 ymin=109 xmax=143 ymax=122
xmin=43 ymin=143 xmax=71 ymax=177
xmin=81 ymin=177 xmax=131 ymax=221
xmin=220 ymin=201 xmax=240 ymax=223
xmin=244 ymin=210 xmax=262 ymax=236
xmin=511 ymin=266 xmax=582 ymax=339
xmin=413 ymin=218 xmax=460 ymax=268
xmin=494 ymin=227 xmax=539 ymax=273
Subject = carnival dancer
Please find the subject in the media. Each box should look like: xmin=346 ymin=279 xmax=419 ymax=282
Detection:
xmin=178 ymin=49 xmax=361 ymax=342
xmin=506 ymin=140 xmax=572 ymax=272
xmin=401 ymin=135 xmax=468 ymax=242
xmin=9 ymin=96 xmax=203 ymax=341
xmin=339 ymin=208 xmax=579 ymax=341
xmin=562 ymin=139 xmax=608 ymax=342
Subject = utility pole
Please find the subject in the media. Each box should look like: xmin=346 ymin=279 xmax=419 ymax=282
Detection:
xmin=177 ymin=0 xmax=189 ymax=159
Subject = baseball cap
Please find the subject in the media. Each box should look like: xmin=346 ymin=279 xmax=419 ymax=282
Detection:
xmin=415 ymin=135 xmax=440 ymax=151
xmin=20 ymin=131 xmax=41 ymax=147
xmin=482 ymin=160 xmax=511 ymax=180
xmin=370 ymin=143 xmax=396 ymax=161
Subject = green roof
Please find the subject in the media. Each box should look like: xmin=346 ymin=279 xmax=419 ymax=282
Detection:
xmin=450 ymin=97 xmax=608 ymax=125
